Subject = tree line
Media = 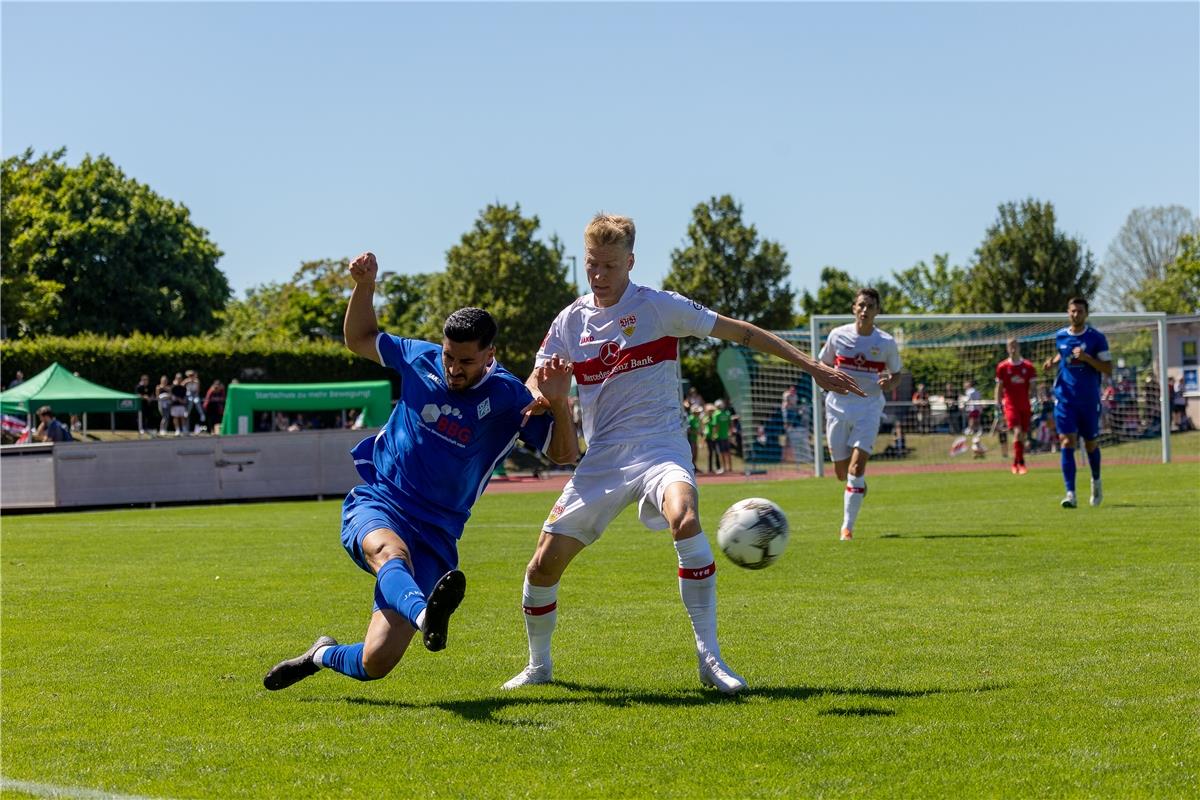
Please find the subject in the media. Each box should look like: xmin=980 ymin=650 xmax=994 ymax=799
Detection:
xmin=3 ymin=148 xmax=1197 ymax=384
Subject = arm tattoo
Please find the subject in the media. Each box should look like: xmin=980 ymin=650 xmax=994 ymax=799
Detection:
xmin=740 ymin=328 xmax=753 ymax=346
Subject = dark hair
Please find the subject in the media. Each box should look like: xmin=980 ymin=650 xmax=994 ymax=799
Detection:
xmin=1067 ymin=296 xmax=1089 ymax=311
xmin=36 ymin=405 xmax=53 ymax=417
xmin=443 ymin=307 xmax=498 ymax=349
xmin=855 ymin=287 xmax=882 ymax=312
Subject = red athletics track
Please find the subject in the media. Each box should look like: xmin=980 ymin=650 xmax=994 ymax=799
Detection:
xmin=484 ymin=455 xmax=1197 ymax=494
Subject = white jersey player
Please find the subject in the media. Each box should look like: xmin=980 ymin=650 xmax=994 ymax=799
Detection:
xmin=504 ymin=213 xmax=865 ymax=695
xmin=817 ymin=288 xmax=903 ymax=541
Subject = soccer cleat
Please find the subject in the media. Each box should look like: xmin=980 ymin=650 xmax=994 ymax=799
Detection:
xmin=502 ymin=664 xmax=553 ymax=690
xmin=698 ymin=652 xmax=747 ymax=695
xmin=1011 ymin=464 xmax=1020 ymax=475
xmin=1061 ymin=491 xmax=1077 ymax=509
xmin=1016 ymin=464 xmax=1029 ymax=475
xmin=263 ymin=635 xmax=337 ymax=691
xmin=839 ymin=528 xmax=853 ymax=541
xmin=421 ymin=569 xmax=466 ymax=652
xmin=1090 ymin=479 xmax=1102 ymax=507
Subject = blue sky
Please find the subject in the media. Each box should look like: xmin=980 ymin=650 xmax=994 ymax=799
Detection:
xmin=3 ymin=1 xmax=1198 ymax=303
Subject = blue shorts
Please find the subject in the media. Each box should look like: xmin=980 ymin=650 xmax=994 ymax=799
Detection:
xmin=1054 ymin=399 xmax=1101 ymax=442
xmin=341 ymin=483 xmax=458 ymax=598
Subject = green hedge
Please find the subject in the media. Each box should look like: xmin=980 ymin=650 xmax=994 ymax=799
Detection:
xmin=0 ymin=334 xmax=398 ymax=396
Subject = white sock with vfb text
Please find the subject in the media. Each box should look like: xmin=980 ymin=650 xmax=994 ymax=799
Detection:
xmin=843 ymin=475 xmax=866 ymax=531
xmin=674 ymin=533 xmax=719 ymax=658
xmin=521 ymin=578 xmax=558 ymax=670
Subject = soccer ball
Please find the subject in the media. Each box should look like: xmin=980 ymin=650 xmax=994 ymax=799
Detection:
xmin=716 ymin=497 xmax=789 ymax=570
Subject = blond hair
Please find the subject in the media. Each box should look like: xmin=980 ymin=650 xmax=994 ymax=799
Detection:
xmin=585 ymin=213 xmax=636 ymax=252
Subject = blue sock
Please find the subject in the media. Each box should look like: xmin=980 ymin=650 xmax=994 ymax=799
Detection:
xmin=321 ymin=643 xmax=377 ymax=681
xmin=1061 ymin=447 xmax=1076 ymax=492
xmin=375 ymin=558 xmax=427 ymax=629
xmin=1087 ymin=448 xmax=1101 ymax=480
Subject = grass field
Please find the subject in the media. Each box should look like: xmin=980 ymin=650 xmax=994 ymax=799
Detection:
xmin=2 ymin=461 xmax=1198 ymax=798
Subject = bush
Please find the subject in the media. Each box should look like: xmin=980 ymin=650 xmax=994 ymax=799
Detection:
xmin=0 ymin=334 xmax=397 ymax=395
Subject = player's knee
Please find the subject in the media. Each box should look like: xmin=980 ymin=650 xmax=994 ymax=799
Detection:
xmin=526 ymin=549 xmax=561 ymax=584
xmin=668 ymin=508 xmax=700 ymax=540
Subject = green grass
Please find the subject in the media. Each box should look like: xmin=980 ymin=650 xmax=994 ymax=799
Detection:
xmin=2 ymin=462 xmax=1198 ymax=798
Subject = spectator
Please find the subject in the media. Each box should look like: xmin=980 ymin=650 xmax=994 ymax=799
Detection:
xmin=943 ymin=382 xmax=960 ymax=434
xmin=702 ymin=403 xmax=718 ymax=474
xmin=713 ymin=399 xmax=732 ymax=474
xmin=184 ymin=370 xmax=207 ymax=433
xmin=33 ymin=406 xmax=72 ymax=443
xmin=963 ymin=379 xmax=982 ymax=435
xmin=8 ymin=371 xmax=25 ymax=389
xmin=685 ymin=385 xmax=704 ymax=411
xmin=155 ymin=375 xmax=173 ymax=434
xmin=686 ymin=403 xmax=702 ymax=469
xmin=911 ymin=382 xmax=930 ymax=433
xmin=134 ymin=375 xmax=153 ymax=435
xmin=274 ymin=411 xmax=290 ymax=432
xmin=1170 ymin=377 xmax=1192 ymax=431
xmin=780 ymin=387 xmax=808 ymax=463
xmin=204 ymin=379 xmax=226 ymax=433
xmin=170 ymin=374 xmax=189 ymax=435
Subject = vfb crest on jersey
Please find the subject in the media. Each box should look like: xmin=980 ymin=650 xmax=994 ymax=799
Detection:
xmin=619 ymin=314 xmax=637 ymax=336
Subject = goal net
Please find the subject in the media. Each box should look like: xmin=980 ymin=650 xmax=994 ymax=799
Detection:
xmin=716 ymin=313 xmax=1170 ymax=477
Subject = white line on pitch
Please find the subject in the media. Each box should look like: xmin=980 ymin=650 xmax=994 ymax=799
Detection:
xmin=0 ymin=777 xmax=170 ymax=800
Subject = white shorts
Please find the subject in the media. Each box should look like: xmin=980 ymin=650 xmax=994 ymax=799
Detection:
xmin=542 ymin=437 xmax=696 ymax=546
xmin=170 ymin=405 xmax=188 ymax=419
xmin=825 ymin=404 xmax=882 ymax=461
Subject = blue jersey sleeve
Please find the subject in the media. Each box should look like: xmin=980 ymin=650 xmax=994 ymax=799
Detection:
xmin=518 ymin=409 xmax=555 ymax=453
xmin=376 ymin=333 xmax=424 ymax=373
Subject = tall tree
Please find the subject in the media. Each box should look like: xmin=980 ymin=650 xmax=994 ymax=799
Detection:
xmin=1101 ymin=206 xmax=1200 ymax=310
xmin=1 ymin=148 xmax=228 ymax=337
xmin=800 ymin=266 xmax=859 ymax=318
xmin=1129 ymin=233 xmax=1200 ymax=314
xmin=889 ymin=254 xmax=968 ymax=313
xmin=217 ymin=259 xmax=352 ymax=343
xmin=958 ymin=199 xmax=1099 ymax=313
xmin=663 ymin=195 xmax=796 ymax=399
xmin=424 ymin=203 xmax=575 ymax=375
xmin=377 ymin=272 xmax=435 ymax=339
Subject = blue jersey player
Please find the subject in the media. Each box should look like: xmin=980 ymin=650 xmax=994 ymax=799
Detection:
xmin=1042 ymin=297 xmax=1112 ymax=509
xmin=264 ymin=252 xmax=578 ymax=691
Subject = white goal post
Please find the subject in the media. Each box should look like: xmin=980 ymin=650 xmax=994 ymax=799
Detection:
xmin=715 ymin=313 xmax=1170 ymax=477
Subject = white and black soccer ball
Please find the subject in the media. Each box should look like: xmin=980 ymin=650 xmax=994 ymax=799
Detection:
xmin=716 ymin=497 xmax=789 ymax=570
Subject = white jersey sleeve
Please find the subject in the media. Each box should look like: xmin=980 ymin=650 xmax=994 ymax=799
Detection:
xmin=651 ymin=291 xmax=718 ymax=339
xmin=886 ymin=338 xmax=902 ymax=373
xmin=535 ymin=305 xmax=573 ymax=367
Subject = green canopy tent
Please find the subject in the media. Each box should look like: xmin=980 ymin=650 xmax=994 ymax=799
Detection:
xmin=0 ymin=362 xmax=141 ymax=433
xmin=219 ymin=381 xmax=392 ymax=435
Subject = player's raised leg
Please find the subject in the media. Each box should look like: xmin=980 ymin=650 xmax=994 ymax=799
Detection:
xmin=504 ymin=530 xmax=586 ymax=690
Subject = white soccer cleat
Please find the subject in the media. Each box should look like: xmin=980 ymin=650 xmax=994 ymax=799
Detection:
xmin=502 ymin=664 xmax=552 ymax=690
xmin=698 ymin=652 xmax=747 ymax=695
xmin=1090 ymin=479 xmax=1102 ymax=507
xmin=1061 ymin=491 xmax=1077 ymax=509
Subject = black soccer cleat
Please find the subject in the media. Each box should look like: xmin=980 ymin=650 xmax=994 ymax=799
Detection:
xmin=263 ymin=635 xmax=337 ymax=691
xmin=421 ymin=570 xmax=466 ymax=652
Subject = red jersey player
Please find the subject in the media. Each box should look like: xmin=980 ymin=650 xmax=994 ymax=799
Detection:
xmin=995 ymin=337 xmax=1037 ymax=474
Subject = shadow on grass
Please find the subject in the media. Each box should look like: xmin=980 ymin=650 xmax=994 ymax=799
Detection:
xmin=880 ymin=533 xmax=1019 ymax=539
xmin=818 ymin=706 xmax=896 ymax=717
xmin=314 ymin=680 xmax=1006 ymax=725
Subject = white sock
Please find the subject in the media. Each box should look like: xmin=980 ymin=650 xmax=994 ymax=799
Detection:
xmin=521 ymin=579 xmax=558 ymax=670
xmin=674 ymin=533 xmax=720 ymax=658
xmin=313 ymin=645 xmax=332 ymax=668
xmin=414 ymin=609 xmax=426 ymax=631
xmin=843 ymin=475 xmax=866 ymax=531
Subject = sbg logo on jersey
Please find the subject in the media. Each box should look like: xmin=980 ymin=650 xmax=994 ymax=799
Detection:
xmin=420 ymin=403 xmax=473 ymax=445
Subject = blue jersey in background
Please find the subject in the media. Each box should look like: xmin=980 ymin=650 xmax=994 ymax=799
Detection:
xmin=351 ymin=333 xmax=553 ymax=538
xmin=1053 ymin=325 xmax=1110 ymax=405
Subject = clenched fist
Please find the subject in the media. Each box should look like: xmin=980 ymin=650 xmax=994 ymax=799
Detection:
xmin=349 ymin=252 xmax=378 ymax=285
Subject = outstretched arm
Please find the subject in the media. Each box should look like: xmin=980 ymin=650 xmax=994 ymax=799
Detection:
xmin=709 ymin=316 xmax=867 ymax=397
xmin=344 ymin=252 xmax=382 ymax=364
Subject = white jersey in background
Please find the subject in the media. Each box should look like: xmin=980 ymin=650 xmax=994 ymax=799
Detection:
xmin=536 ymin=282 xmax=717 ymax=447
xmin=818 ymin=323 xmax=903 ymax=413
